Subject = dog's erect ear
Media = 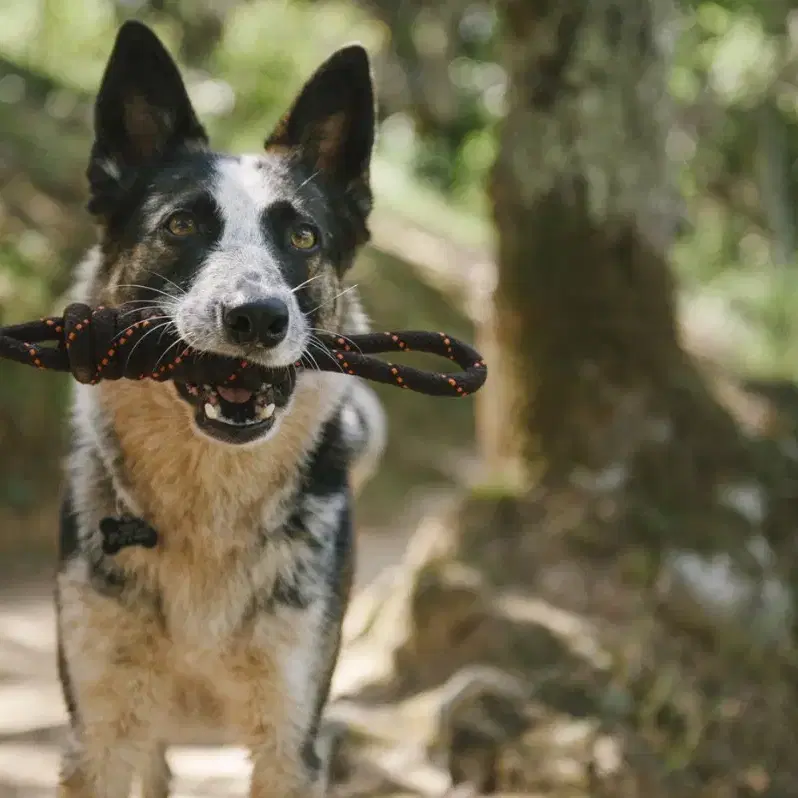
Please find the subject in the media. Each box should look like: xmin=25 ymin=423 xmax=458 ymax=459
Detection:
xmin=265 ymin=45 xmax=375 ymax=193
xmin=87 ymin=21 xmax=208 ymax=214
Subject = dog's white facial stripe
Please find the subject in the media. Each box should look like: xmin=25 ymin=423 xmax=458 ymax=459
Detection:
xmin=213 ymin=156 xmax=280 ymax=251
xmin=171 ymin=155 xmax=310 ymax=367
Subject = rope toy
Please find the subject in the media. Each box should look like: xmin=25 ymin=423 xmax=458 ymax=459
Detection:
xmin=1 ymin=304 xmax=488 ymax=554
xmin=0 ymin=303 xmax=487 ymax=397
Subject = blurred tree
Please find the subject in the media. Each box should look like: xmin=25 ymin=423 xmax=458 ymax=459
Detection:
xmin=354 ymin=0 xmax=503 ymax=201
xmin=488 ymin=0 xmax=785 ymax=553
xmin=112 ymin=0 xmax=240 ymax=67
xmin=334 ymin=0 xmax=798 ymax=792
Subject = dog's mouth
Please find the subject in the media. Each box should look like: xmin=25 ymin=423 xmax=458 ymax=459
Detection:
xmin=175 ymin=376 xmax=295 ymax=445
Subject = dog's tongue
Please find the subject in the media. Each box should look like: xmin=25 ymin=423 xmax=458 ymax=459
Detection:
xmin=216 ymin=386 xmax=254 ymax=404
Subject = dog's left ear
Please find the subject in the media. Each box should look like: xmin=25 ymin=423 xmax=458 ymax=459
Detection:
xmin=265 ymin=45 xmax=375 ymax=195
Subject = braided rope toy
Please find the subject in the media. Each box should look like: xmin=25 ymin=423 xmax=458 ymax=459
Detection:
xmin=0 ymin=303 xmax=488 ymax=397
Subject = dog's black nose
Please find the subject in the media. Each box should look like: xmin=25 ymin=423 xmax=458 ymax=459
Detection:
xmin=223 ymin=299 xmax=290 ymax=347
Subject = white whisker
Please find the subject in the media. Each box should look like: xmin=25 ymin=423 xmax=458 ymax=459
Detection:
xmin=118 ymin=304 xmax=158 ymax=319
xmin=124 ymin=320 xmax=175 ymax=369
xmin=117 ymin=298 xmax=171 ymax=308
xmin=112 ymin=313 xmax=171 ymax=346
xmin=291 ymin=273 xmax=324 ymax=294
xmin=309 ymin=327 xmax=363 ymax=354
xmin=306 ymin=283 xmax=358 ymax=316
xmin=116 ymin=283 xmax=182 ymax=303
xmin=306 ymin=334 xmax=344 ymax=374
xmin=153 ymin=332 xmax=186 ymax=372
xmin=141 ymin=269 xmax=187 ymax=296
xmin=296 ymin=168 xmax=322 ymax=191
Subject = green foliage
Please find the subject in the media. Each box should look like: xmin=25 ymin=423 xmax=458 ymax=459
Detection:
xmin=370 ymin=0 xmax=798 ymax=382
xmin=669 ymin=0 xmax=798 ymax=377
xmin=375 ymin=2 xmax=503 ymax=215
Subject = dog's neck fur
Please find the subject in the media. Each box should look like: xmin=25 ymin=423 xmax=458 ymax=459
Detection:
xmin=103 ymin=376 xmax=342 ymax=536
xmin=68 ymin=247 xmax=350 ymax=552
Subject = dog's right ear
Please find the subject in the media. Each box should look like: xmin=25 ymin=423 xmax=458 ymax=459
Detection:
xmin=87 ymin=21 xmax=208 ymax=216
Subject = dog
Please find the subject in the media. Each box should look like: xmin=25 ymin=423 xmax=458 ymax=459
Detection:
xmin=55 ymin=19 xmax=386 ymax=798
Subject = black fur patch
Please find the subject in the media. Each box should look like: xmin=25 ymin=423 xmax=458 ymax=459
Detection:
xmin=265 ymin=45 xmax=375 ymax=203
xmin=248 ymin=407 xmax=352 ymax=616
xmin=301 ymin=409 xmax=351 ymax=498
xmin=58 ymin=494 xmax=80 ymax=562
xmin=99 ymin=151 xmax=225 ymax=297
xmin=304 ymin=497 xmax=353 ymax=745
xmin=56 ymin=619 xmax=79 ymax=724
xmin=251 ymin=151 xmax=372 ymax=284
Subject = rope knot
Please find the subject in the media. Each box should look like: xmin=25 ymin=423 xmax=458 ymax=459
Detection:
xmin=0 ymin=304 xmax=489 ymax=398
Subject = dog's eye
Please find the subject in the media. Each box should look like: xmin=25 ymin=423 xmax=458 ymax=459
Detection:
xmin=289 ymin=224 xmax=319 ymax=252
xmin=165 ymin=212 xmax=197 ymax=238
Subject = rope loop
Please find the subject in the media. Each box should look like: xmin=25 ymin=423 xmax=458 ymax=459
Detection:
xmin=0 ymin=304 xmax=488 ymax=398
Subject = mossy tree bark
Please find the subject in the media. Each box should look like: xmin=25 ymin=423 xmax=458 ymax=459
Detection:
xmin=488 ymin=0 xmax=795 ymax=565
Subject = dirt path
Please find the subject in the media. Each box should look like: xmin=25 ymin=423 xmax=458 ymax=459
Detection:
xmin=0 ymin=527 xmax=412 ymax=798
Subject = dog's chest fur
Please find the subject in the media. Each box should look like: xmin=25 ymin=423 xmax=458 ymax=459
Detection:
xmin=59 ymin=369 xmax=354 ymax=745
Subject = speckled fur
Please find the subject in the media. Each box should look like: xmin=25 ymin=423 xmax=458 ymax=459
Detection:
xmin=56 ymin=21 xmax=383 ymax=798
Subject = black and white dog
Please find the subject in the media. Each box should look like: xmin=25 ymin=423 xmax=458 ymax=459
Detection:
xmin=56 ymin=20 xmax=385 ymax=798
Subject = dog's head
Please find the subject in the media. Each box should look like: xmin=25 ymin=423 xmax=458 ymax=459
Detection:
xmin=86 ymin=21 xmax=375 ymax=445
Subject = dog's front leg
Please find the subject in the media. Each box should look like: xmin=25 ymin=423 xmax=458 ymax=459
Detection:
xmin=249 ymin=741 xmax=320 ymax=798
xmin=225 ymin=637 xmax=323 ymax=798
xmin=57 ymin=569 xmax=169 ymax=798
xmin=139 ymin=741 xmax=172 ymax=798
xmin=240 ymin=687 xmax=321 ymax=798
xmin=57 ymin=730 xmax=136 ymax=798
xmin=57 ymin=690 xmax=160 ymax=798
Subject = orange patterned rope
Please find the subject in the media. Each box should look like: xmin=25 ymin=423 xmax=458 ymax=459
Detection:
xmin=0 ymin=303 xmax=488 ymax=398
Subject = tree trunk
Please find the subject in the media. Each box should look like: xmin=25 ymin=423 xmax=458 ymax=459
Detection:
xmin=490 ymin=0 xmax=681 ymax=471
xmin=488 ymin=0 xmax=793 ymax=560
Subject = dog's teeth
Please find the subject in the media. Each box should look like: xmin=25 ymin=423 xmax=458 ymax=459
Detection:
xmin=205 ymin=403 xmax=219 ymax=420
xmin=255 ymin=403 xmax=276 ymax=421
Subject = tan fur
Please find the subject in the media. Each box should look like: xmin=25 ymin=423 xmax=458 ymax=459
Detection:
xmin=315 ymin=113 xmax=348 ymax=171
xmin=124 ymin=94 xmax=163 ymax=159
xmin=99 ymin=373 xmax=341 ymax=542
xmin=58 ymin=373 xmax=346 ymax=797
xmin=58 ymin=555 xmax=324 ymax=796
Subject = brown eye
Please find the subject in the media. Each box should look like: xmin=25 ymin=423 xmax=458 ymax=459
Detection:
xmin=165 ymin=212 xmax=197 ymax=238
xmin=289 ymin=224 xmax=319 ymax=251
